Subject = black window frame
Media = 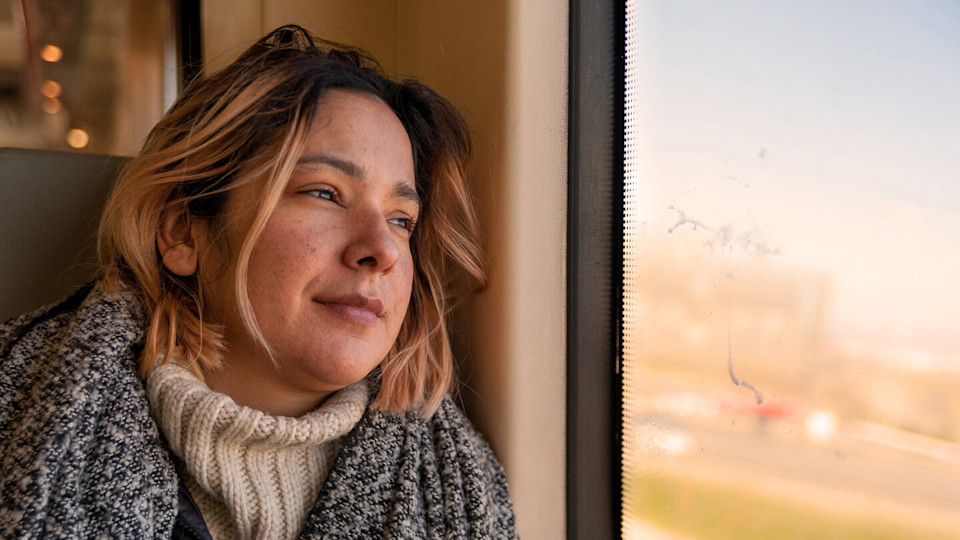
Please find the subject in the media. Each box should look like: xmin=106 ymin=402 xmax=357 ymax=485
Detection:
xmin=174 ymin=0 xmax=203 ymax=89
xmin=566 ymin=0 xmax=625 ymax=538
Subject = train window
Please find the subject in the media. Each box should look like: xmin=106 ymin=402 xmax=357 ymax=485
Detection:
xmin=622 ymin=1 xmax=960 ymax=538
xmin=0 ymin=0 xmax=187 ymax=155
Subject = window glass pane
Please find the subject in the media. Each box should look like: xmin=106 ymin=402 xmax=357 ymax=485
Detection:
xmin=0 ymin=0 xmax=173 ymax=155
xmin=622 ymin=1 xmax=960 ymax=538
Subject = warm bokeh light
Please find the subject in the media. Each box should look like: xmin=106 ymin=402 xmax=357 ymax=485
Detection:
xmin=41 ymin=80 xmax=62 ymax=98
xmin=40 ymin=44 xmax=63 ymax=63
xmin=0 ymin=3 xmax=171 ymax=155
xmin=66 ymin=128 xmax=90 ymax=149
xmin=40 ymin=97 xmax=61 ymax=114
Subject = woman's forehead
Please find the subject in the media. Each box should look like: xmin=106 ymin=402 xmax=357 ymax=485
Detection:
xmin=303 ymin=90 xmax=415 ymax=183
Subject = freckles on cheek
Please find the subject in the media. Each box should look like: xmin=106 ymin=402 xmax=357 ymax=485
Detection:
xmin=399 ymin=258 xmax=416 ymax=295
xmin=259 ymin=217 xmax=331 ymax=289
xmin=267 ymin=238 xmax=309 ymax=279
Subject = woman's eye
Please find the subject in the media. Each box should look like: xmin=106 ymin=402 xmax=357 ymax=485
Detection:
xmin=303 ymin=187 xmax=338 ymax=202
xmin=388 ymin=216 xmax=417 ymax=233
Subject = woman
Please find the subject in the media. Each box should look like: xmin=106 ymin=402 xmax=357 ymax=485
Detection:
xmin=0 ymin=26 xmax=516 ymax=539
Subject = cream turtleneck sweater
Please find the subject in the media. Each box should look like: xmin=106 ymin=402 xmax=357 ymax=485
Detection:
xmin=146 ymin=363 xmax=369 ymax=540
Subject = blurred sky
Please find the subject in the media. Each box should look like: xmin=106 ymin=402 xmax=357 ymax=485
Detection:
xmin=627 ymin=0 xmax=960 ymax=368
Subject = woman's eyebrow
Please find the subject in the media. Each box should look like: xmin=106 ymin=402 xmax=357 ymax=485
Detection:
xmin=395 ymin=183 xmax=421 ymax=212
xmin=299 ymin=154 xmax=365 ymax=178
xmin=300 ymin=153 xmax=420 ymax=210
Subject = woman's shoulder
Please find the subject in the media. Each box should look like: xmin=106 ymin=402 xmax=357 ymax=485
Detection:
xmin=0 ymin=284 xmax=91 ymax=355
xmin=0 ymin=282 xmax=178 ymax=539
xmin=423 ymin=397 xmax=518 ymax=531
xmin=303 ymin=395 xmax=518 ymax=538
xmin=0 ymin=283 xmax=146 ymax=398
xmin=1 ymin=283 xmax=142 ymax=353
xmin=426 ymin=396 xmax=508 ymax=469
xmin=357 ymin=395 xmax=508 ymax=477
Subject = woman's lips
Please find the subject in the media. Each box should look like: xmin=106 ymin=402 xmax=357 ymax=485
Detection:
xmin=315 ymin=293 xmax=384 ymax=324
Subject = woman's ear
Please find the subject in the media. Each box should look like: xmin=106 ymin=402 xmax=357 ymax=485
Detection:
xmin=157 ymin=205 xmax=199 ymax=276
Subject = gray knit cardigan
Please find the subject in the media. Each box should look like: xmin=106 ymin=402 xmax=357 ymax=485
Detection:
xmin=0 ymin=284 xmax=518 ymax=539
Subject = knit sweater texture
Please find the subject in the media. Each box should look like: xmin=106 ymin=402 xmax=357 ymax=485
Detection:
xmin=0 ymin=283 xmax=518 ymax=539
xmin=148 ymin=363 xmax=368 ymax=539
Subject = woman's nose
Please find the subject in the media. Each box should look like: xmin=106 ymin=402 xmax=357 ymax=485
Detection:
xmin=342 ymin=211 xmax=401 ymax=273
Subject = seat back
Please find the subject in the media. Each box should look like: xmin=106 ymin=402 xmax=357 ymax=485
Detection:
xmin=0 ymin=147 xmax=129 ymax=321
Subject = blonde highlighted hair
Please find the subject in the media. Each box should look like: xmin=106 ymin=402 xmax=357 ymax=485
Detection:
xmin=99 ymin=26 xmax=484 ymax=417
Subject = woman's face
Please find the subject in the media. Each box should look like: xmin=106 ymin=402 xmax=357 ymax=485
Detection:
xmin=208 ymin=89 xmax=418 ymax=416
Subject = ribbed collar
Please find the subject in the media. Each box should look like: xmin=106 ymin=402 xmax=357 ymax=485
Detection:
xmin=147 ymin=363 xmax=368 ymax=539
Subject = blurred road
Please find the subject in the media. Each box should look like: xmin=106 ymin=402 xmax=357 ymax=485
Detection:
xmin=672 ymin=421 xmax=960 ymax=532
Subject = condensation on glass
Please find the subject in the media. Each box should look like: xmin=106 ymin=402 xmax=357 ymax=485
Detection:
xmin=0 ymin=0 xmax=176 ymax=155
xmin=622 ymin=1 xmax=960 ymax=538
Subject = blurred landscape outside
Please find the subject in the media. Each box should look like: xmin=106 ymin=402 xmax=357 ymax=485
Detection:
xmin=623 ymin=1 xmax=960 ymax=539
